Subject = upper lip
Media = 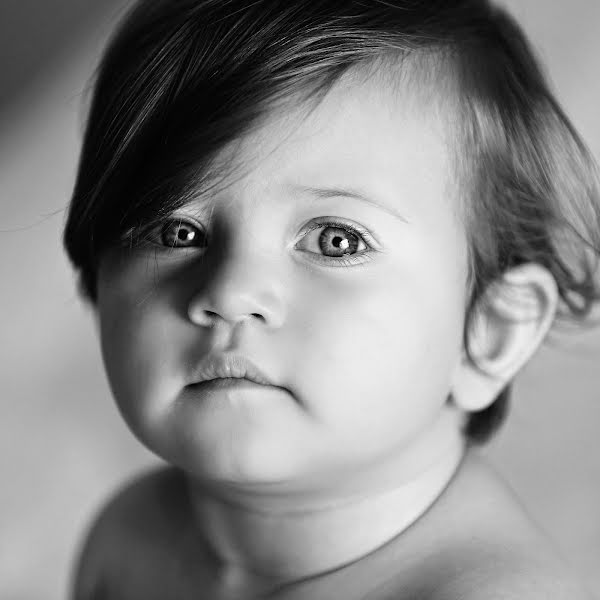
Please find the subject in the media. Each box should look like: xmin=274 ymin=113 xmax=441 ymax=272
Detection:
xmin=189 ymin=354 xmax=277 ymax=387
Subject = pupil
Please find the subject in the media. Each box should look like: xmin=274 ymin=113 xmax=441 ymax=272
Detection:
xmin=333 ymin=235 xmax=350 ymax=251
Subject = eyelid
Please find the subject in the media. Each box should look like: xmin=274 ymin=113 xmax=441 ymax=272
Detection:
xmin=130 ymin=213 xmax=204 ymax=235
xmin=297 ymin=217 xmax=380 ymax=250
xmin=292 ymin=217 xmax=382 ymax=270
xmin=164 ymin=213 xmax=204 ymax=228
xmin=146 ymin=214 xmax=206 ymax=248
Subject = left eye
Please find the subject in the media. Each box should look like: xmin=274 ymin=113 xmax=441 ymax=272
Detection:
xmin=158 ymin=218 xmax=207 ymax=249
xmin=296 ymin=220 xmax=371 ymax=259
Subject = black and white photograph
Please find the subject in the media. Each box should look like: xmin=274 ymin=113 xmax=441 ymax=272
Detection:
xmin=1 ymin=1 xmax=600 ymax=598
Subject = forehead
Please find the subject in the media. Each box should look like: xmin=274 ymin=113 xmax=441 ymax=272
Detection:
xmin=204 ymin=66 xmax=459 ymax=224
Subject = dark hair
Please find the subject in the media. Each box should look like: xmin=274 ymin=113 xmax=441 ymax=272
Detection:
xmin=63 ymin=0 xmax=600 ymax=444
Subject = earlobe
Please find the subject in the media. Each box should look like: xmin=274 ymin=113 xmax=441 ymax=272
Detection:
xmin=451 ymin=263 xmax=559 ymax=413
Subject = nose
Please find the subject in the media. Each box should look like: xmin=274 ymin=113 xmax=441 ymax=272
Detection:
xmin=187 ymin=247 xmax=286 ymax=329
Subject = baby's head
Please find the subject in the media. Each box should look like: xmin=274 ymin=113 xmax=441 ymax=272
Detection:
xmin=64 ymin=1 xmax=600 ymax=484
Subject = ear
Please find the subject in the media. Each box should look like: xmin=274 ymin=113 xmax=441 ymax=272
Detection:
xmin=451 ymin=263 xmax=558 ymax=413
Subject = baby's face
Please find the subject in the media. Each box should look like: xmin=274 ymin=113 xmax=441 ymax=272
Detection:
xmin=96 ymin=73 xmax=470 ymax=494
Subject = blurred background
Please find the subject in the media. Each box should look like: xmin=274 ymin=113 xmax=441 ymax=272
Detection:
xmin=0 ymin=1 xmax=599 ymax=598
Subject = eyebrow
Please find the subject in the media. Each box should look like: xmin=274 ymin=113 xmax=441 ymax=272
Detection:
xmin=293 ymin=185 xmax=410 ymax=224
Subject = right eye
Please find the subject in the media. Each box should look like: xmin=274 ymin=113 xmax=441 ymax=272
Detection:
xmin=157 ymin=218 xmax=207 ymax=249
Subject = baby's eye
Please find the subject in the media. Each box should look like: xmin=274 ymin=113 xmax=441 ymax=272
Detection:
xmin=158 ymin=218 xmax=207 ymax=249
xmin=296 ymin=219 xmax=374 ymax=266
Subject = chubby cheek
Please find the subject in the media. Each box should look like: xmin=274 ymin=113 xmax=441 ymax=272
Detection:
xmin=96 ymin=254 xmax=184 ymax=447
xmin=291 ymin=257 xmax=467 ymax=455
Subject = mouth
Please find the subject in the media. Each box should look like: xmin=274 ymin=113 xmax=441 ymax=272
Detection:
xmin=189 ymin=354 xmax=280 ymax=388
xmin=190 ymin=377 xmax=274 ymax=390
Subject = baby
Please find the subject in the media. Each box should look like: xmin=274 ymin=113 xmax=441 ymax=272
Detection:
xmin=64 ymin=1 xmax=600 ymax=598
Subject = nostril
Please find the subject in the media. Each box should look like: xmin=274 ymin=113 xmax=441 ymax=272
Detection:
xmin=190 ymin=309 xmax=265 ymax=325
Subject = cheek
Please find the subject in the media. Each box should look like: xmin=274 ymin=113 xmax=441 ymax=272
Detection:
xmin=289 ymin=258 xmax=466 ymax=446
xmin=96 ymin=257 xmax=182 ymax=434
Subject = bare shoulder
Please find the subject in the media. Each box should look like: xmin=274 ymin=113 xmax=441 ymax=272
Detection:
xmin=438 ymin=564 xmax=594 ymax=600
xmin=422 ymin=449 xmax=595 ymax=600
xmin=71 ymin=466 xmax=194 ymax=600
xmin=429 ymin=539 xmax=594 ymax=600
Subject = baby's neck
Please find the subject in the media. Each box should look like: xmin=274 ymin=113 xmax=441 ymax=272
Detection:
xmin=186 ymin=424 xmax=466 ymax=594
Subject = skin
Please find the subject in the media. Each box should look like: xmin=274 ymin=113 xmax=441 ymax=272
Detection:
xmin=85 ymin=71 xmax=584 ymax=598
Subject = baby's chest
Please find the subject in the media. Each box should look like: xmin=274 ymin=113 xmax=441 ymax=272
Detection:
xmin=101 ymin=534 xmax=422 ymax=600
xmin=91 ymin=507 xmax=221 ymax=600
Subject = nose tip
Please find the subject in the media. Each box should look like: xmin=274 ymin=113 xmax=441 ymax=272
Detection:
xmin=187 ymin=287 xmax=285 ymax=328
xmin=185 ymin=243 xmax=286 ymax=330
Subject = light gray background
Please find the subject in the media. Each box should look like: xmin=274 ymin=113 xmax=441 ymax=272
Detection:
xmin=1 ymin=2 xmax=599 ymax=599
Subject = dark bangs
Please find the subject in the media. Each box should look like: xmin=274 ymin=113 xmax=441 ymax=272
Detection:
xmin=63 ymin=0 xmax=471 ymax=300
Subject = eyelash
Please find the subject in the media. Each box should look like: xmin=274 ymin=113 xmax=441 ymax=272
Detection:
xmin=138 ymin=216 xmax=376 ymax=267
xmin=299 ymin=218 xmax=375 ymax=267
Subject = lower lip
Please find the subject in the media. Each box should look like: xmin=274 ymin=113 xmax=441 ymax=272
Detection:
xmin=182 ymin=377 xmax=290 ymax=405
xmin=180 ymin=379 xmax=294 ymax=410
